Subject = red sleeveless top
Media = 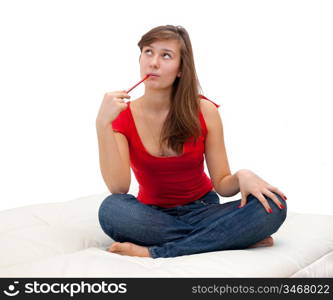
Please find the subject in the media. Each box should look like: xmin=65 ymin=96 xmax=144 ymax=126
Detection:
xmin=111 ymin=95 xmax=220 ymax=208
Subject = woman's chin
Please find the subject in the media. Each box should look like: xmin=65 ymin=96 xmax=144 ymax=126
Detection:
xmin=145 ymin=83 xmax=170 ymax=90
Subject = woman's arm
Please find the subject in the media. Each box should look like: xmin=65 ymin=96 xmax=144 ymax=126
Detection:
xmin=201 ymin=101 xmax=287 ymax=207
xmin=96 ymin=121 xmax=131 ymax=194
xmin=214 ymin=171 xmax=241 ymax=197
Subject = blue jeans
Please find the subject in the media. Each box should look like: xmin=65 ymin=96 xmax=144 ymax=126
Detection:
xmin=98 ymin=190 xmax=287 ymax=258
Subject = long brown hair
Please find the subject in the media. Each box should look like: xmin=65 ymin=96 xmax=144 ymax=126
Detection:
xmin=137 ymin=25 xmax=204 ymax=155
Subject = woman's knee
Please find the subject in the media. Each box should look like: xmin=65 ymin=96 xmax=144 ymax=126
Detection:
xmin=98 ymin=193 xmax=134 ymax=234
xmin=247 ymin=192 xmax=287 ymax=235
xmin=266 ymin=193 xmax=288 ymax=231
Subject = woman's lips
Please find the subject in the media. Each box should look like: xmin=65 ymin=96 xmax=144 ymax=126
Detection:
xmin=147 ymin=73 xmax=160 ymax=77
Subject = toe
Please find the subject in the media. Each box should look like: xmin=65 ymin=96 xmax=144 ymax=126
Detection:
xmin=108 ymin=242 xmax=120 ymax=252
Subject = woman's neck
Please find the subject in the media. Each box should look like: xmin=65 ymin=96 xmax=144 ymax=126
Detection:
xmin=141 ymin=88 xmax=172 ymax=114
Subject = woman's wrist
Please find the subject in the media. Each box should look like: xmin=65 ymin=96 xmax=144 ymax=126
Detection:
xmin=236 ymin=169 xmax=251 ymax=178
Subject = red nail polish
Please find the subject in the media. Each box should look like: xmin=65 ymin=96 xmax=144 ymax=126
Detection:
xmin=283 ymin=196 xmax=287 ymax=200
xmin=279 ymin=204 xmax=285 ymax=209
xmin=268 ymin=208 xmax=273 ymax=213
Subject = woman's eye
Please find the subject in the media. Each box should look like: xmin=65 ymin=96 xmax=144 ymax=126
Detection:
xmin=144 ymin=49 xmax=171 ymax=59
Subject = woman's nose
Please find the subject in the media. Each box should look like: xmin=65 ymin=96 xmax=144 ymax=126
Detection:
xmin=149 ymin=55 xmax=160 ymax=68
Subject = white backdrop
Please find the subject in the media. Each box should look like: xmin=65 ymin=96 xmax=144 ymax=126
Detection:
xmin=0 ymin=0 xmax=332 ymax=214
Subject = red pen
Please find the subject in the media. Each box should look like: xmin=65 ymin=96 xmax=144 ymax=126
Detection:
xmin=126 ymin=74 xmax=150 ymax=93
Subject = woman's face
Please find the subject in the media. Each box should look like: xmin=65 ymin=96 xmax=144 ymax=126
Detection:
xmin=139 ymin=39 xmax=182 ymax=90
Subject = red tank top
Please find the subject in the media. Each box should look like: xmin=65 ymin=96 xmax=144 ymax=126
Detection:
xmin=111 ymin=95 xmax=220 ymax=208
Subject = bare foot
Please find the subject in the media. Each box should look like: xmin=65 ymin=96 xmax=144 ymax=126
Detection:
xmin=247 ymin=236 xmax=274 ymax=248
xmin=107 ymin=242 xmax=151 ymax=257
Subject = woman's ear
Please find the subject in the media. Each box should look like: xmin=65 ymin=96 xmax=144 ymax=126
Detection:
xmin=177 ymin=71 xmax=182 ymax=77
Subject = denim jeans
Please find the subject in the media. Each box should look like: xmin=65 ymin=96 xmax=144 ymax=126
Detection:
xmin=98 ymin=190 xmax=287 ymax=258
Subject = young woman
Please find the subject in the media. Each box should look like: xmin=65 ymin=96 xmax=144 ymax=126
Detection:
xmin=96 ymin=25 xmax=287 ymax=258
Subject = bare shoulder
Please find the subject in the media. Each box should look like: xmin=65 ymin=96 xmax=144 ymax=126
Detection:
xmin=127 ymin=97 xmax=143 ymax=119
xmin=128 ymin=97 xmax=141 ymax=110
xmin=199 ymin=98 xmax=221 ymax=132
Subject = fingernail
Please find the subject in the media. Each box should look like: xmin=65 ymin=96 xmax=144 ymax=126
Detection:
xmin=279 ymin=204 xmax=285 ymax=209
xmin=237 ymin=205 xmax=243 ymax=208
xmin=283 ymin=196 xmax=287 ymax=200
xmin=268 ymin=208 xmax=273 ymax=213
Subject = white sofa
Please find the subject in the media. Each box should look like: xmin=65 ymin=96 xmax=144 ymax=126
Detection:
xmin=1 ymin=186 xmax=333 ymax=278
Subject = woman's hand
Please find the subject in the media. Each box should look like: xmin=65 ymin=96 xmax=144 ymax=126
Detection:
xmin=237 ymin=169 xmax=287 ymax=213
xmin=96 ymin=90 xmax=131 ymax=127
